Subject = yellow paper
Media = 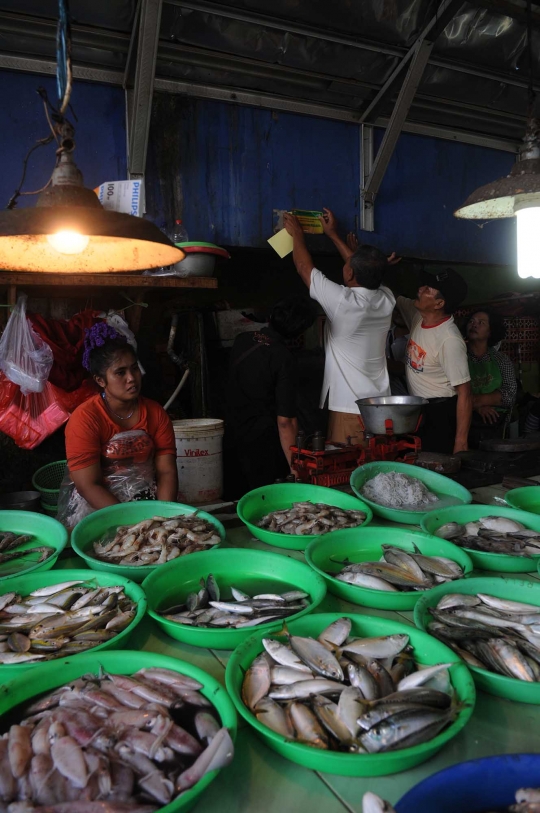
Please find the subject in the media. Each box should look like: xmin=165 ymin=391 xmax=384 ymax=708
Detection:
xmin=267 ymin=228 xmax=294 ymax=258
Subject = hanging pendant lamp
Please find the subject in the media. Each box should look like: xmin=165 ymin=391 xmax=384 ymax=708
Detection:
xmin=0 ymin=1 xmax=184 ymax=274
xmin=454 ymin=0 xmax=540 ymax=279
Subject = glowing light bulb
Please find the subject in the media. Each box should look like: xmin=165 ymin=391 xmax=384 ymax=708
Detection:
xmin=46 ymin=230 xmax=90 ymax=255
xmin=516 ymin=206 xmax=540 ymax=279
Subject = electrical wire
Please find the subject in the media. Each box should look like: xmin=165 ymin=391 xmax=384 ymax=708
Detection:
xmin=526 ymin=0 xmax=536 ymax=112
xmin=56 ymin=0 xmax=73 ymax=115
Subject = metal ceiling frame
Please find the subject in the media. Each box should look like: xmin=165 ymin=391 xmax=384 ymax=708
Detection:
xmin=126 ymin=0 xmax=163 ymax=179
xmin=0 ymin=51 xmax=520 ymax=152
xmin=360 ymin=0 xmax=465 ymax=231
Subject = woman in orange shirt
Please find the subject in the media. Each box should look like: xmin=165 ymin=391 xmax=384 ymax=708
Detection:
xmin=58 ymin=324 xmax=178 ymax=527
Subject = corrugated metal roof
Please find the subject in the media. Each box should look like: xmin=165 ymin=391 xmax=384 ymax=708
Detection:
xmin=0 ymin=0 xmax=537 ymax=143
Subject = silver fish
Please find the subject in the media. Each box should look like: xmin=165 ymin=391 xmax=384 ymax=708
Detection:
xmin=289 ymin=635 xmax=344 ymax=680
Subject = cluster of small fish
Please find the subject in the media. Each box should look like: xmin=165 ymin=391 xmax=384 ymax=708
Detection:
xmin=0 ymin=532 xmax=54 ymax=575
xmin=0 ymin=666 xmax=234 ymax=812
xmin=435 ymin=516 xmax=540 ymax=557
xmin=257 ymin=503 xmax=367 ymax=536
xmin=361 ymin=786 xmax=540 ymax=813
xmin=361 ymin=472 xmax=438 ymax=509
xmin=487 ymin=787 xmax=540 ymax=813
xmin=93 ymin=515 xmax=221 ymax=567
xmin=242 ymin=617 xmax=457 ymax=754
xmin=0 ymin=580 xmax=136 ymax=665
xmin=363 ymin=792 xmax=396 ymax=813
xmin=333 ymin=544 xmax=464 ymax=593
xmin=160 ymin=574 xmax=310 ymax=629
xmin=427 ymin=592 xmax=540 ymax=682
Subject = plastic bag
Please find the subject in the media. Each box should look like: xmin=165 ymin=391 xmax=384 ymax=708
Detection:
xmin=103 ymin=312 xmax=145 ymax=375
xmin=57 ymin=430 xmax=157 ymax=529
xmin=0 ymin=373 xmax=70 ymax=449
xmin=0 ymin=295 xmax=53 ymax=394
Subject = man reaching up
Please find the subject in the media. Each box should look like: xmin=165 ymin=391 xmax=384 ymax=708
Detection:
xmin=283 ymin=208 xmax=394 ymax=444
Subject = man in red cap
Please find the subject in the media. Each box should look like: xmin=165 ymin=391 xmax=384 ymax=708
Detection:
xmin=397 ymin=269 xmax=472 ymax=454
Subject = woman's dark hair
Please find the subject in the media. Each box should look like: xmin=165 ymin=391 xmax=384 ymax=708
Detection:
xmin=349 ymin=245 xmax=388 ymax=289
xmin=88 ymin=338 xmax=136 ymax=380
xmin=270 ymin=295 xmax=317 ymax=340
xmin=466 ymin=308 xmax=506 ymax=347
xmin=83 ymin=323 xmax=136 ymax=379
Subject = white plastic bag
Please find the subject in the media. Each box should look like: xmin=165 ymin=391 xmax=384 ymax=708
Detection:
xmin=0 ymin=295 xmax=53 ymax=394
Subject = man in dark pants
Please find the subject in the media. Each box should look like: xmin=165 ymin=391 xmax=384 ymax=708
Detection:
xmin=396 ymin=270 xmax=472 ymax=454
xmin=224 ymin=295 xmax=316 ymax=498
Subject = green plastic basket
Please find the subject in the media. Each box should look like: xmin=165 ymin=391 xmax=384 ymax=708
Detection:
xmin=32 ymin=460 xmax=66 ymax=505
xmin=415 ymin=577 xmax=540 ymax=704
xmin=226 ymin=613 xmax=475 ymax=776
xmin=350 ymin=461 xmax=472 ymax=525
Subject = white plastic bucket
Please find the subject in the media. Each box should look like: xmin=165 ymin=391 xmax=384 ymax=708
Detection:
xmin=173 ymin=419 xmax=224 ymax=505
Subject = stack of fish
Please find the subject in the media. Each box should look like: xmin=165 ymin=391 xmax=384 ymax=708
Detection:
xmin=161 ymin=574 xmax=310 ymax=629
xmin=0 ymin=666 xmax=234 ymax=811
xmin=242 ymin=617 xmax=458 ymax=753
xmin=93 ymin=515 xmax=221 ymax=567
xmin=333 ymin=544 xmax=464 ymax=592
xmin=435 ymin=516 xmax=540 ymax=557
xmin=257 ymin=503 xmax=367 ymax=536
xmin=491 ymin=787 xmax=540 ymax=812
xmin=427 ymin=592 xmax=540 ymax=681
xmin=0 ymin=531 xmax=54 ymax=575
xmin=0 ymin=579 xmax=137 ymax=664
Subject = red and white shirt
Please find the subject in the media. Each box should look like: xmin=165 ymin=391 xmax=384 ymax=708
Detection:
xmin=397 ymin=297 xmax=470 ymax=399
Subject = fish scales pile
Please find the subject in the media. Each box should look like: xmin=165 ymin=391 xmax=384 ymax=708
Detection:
xmin=361 ymin=472 xmax=438 ymax=509
xmin=333 ymin=544 xmax=464 ymax=592
xmin=0 ymin=580 xmax=137 ymax=665
xmin=435 ymin=516 xmax=540 ymax=557
xmin=0 ymin=667 xmax=234 ymax=812
xmin=242 ymin=617 xmax=457 ymax=754
xmin=258 ymin=503 xmax=367 ymax=536
xmin=0 ymin=532 xmax=54 ymax=572
xmin=161 ymin=574 xmax=310 ymax=629
xmin=93 ymin=515 xmax=221 ymax=567
xmin=428 ymin=592 xmax=540 ymax=682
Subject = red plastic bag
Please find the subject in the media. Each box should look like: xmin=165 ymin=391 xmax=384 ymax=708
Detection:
xmin=0 ymin=374 xmax=70 ymax=449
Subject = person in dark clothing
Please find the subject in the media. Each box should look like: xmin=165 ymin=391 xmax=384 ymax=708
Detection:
xmin=224 ymin=295 xmax=317 ymax=498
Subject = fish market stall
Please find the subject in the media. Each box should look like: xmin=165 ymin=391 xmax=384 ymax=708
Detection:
xmin=38 ymin=501 xmax=540 ymax=813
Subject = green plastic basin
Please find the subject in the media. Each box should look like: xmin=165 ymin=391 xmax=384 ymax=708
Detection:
xmin=421 ymin=504 xmax=540 ymax=572
xmin=0 ymin=568 xmax=146 ymax=679
xmin=237 ymin=483 xmax=372 ymax=551
xmin=143 ymin=547 xmax=327 ymax=649
xmin=350 ymin=462 xmax=472 ymax=525
xmin=506 ymin=486 xmax=540 ymax=515
xmin=71 ymin=500 xmax=226 ymax=583
xmin=414 ymin=576 xmax=540 ymax=704
xmin=305 ymin=527 xmax=473 ymax=611
xmin=0 ymin=649 xmax=237 ymax=813
xmin=226 ymin=613 xmax=475 ymax=776
xmin=0 ymin=510 xmax=67 ymax=580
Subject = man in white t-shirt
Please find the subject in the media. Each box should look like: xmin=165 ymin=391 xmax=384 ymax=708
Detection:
xmin=283 ymin=209 xmax=395 ymax=444
xmin=397 ymin=268 xmax=472 ymax=454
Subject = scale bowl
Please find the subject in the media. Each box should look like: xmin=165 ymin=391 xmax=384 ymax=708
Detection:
xmin=356 ymin=395 xmax=428 ymax=435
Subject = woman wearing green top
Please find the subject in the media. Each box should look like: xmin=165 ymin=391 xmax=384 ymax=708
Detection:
xmin=465 ymin=308 xmax=517 ymax=446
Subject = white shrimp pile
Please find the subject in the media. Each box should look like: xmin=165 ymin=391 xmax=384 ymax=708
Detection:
xmin=93 ymin=515 xmax=221 ymax=567
xmin=361 ymin=472 xmax=438 ymax=509
xmin=0 ymin=667 xmax=234 ymax=811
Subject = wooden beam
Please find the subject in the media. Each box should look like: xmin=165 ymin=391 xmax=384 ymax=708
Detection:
xmin=0 ymin=273 xmax=218 ymax=289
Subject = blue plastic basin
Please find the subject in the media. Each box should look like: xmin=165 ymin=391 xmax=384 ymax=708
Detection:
xmin=396 ymin=753 xmax=540 ymax=812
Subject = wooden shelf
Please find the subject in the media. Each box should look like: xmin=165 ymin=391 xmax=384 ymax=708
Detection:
xmin=0 ymin=272 xmax=218 ymax=289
